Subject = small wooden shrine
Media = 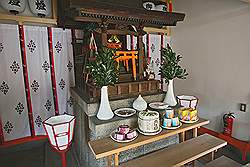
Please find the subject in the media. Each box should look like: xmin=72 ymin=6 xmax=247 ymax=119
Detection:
xmin=60 ymin=0 xmax=185 ymax=101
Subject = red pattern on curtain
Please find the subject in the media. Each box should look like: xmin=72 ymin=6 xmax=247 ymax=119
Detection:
xmin=19 ymin=25 xmax=35 ymax=137
xmin=48 ymin=27 xmax=59 ymax=116
xmin=0 ymin=117 xmax=4 ymax=144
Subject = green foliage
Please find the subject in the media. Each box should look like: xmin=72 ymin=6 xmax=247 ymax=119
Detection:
xmin=160 ymin=44 xmax=188 ymax=81
xmin=87 ymin=47 xmax=119 ymax=87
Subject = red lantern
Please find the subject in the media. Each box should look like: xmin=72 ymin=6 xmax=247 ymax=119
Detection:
xmin=43 ymin=114 xmax=76 ymax=167
xmin=223 ymin=112 xmax=235 ymax=136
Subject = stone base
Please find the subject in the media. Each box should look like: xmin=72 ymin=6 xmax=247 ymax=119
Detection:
xmin=71 ymin=88 xmax=179 ymax=167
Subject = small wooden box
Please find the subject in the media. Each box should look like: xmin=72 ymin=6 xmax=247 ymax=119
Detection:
xmin=85 ymin=80 xmax=160 ymax=99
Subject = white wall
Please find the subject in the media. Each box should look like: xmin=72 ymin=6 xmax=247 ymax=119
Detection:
xmin=172 ymin=0 xmax=250 ymax=141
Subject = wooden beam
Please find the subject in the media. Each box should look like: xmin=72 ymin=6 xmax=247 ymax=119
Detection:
xmin=0 ymin=14 xmax=57 ymax=25
xmin=107 ymin=29 xmax=138 ymax=36
xmin=52 ymin=0 xmax=58 ymax=19
xmin=143 ymin=27 xmax=170 ymax=35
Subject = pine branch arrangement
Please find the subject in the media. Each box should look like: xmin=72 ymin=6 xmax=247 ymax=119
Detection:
xmin=160 ymin=44 xmax=188 ymax=81
xmin=87 ymin=47 xmax=119 ymax=87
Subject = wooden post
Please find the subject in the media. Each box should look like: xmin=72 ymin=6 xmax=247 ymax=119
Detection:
xmin=117 ymin=85 xmax=121 ymax=95
xmin=137 ymin=25 xmax=145 ymax=80
xmin=101 ymin=22 xmax=108 ymax=46
xmin=193 ymin=128 xmax=198 ymax=138
xmin=52 ymin=0 xmax=58 ymax=20
xmin=114 ymin=153 xmax=119 ymax=166
xmin=128 ymin=83 xmax=132 ymax=93
xmin=180 ymin=131 xmax=185 ymax=142
xmin=107 ymin=155 xmax=112 ymax=167
xmin=211 ymin=151 xmax=215 ymax=161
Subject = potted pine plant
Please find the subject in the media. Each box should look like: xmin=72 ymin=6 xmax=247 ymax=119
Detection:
xmin=87 ymin=47 xmax=119 ymax=120
xmin=160 ymin=44 xmax=188 ymax=106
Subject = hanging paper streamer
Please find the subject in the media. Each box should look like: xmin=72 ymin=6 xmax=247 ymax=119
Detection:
xmin=148 ymin=34 xmax=161 ymax=80
xmin=126 ymin=35 xmax=138 ymax=50
xmin=162 ymin=35 xmax=172 ymax=91
xmin=51 ymin=28 xmax=75 ymax=115
xmin=143 ymin=34 xmax=147 ymax=58
xmin=0 ymin=24 xmax=31 ymax=141
xmin=163 ymin=35 xmax=172 ymax=48
xmin=24 ymin=26 xmax=55 ymax=135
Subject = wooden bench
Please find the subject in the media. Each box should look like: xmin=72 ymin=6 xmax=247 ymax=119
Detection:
xmin=88 ymin=118 xmax=209 ymax=166
xmin=120 ymin=134 xmax=227 ymax=167
xmin=205 ymin=156 xmax=242 ymax=167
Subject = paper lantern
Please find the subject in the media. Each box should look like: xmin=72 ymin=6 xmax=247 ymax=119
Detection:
xmin=28 ymin=0 xmax=51 ymax=17
xmin=43 ymin=114 xmax=76 ymax=152
xmin=143 ymin=2 xmax=155 ymax=10
xmin=155 ymin=4 xmax=167 ymax=12
xmin=177 ymin=95 xmax=198 ymax=109
xmin=0 ymin=0 xmax=27 ymax=14
xmin=43 ymin=114 xmax=75 ymax=167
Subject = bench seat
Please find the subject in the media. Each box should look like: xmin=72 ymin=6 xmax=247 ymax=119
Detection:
xmin=205 ymin=156 xmax=242 ymax=167
xmin=120 ymin=134 xmax=227 ymax=167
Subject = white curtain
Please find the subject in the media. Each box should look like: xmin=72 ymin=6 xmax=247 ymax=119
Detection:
xmin=24 ymin=26 xmax=55 ymax=136
xmin=0 ymin=24 xmax=31 ymax=141
xmin=51 ymin=28 xmax=75 ymax=115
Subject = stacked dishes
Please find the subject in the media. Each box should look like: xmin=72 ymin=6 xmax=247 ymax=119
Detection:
xmin=178 ymin=108 xmax=199 ymax=123
xmin=162 ymin=107 xmax=182 ymax=129
xmin=110 ymin=125 xmax=138 ymax=143
xmin=177 ymin=95 xmax=199 ymax=123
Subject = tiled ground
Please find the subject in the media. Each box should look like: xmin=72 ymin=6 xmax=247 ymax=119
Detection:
xmin=0 ymin=141 xmax=249 ymax=167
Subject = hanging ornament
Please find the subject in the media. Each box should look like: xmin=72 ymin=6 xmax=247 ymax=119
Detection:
xmin=28 ymin=0 xmax=51 ymax=17
xmin=0 ymin=0 xmax=27 ymax=15
xmin=108 ymin=35 xmax=120 ymax=44
xmin=107 ymin=35 xmax=122 ymax=49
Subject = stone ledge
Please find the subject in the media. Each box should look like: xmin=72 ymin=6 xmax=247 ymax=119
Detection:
xmin=71 ymin=87 xmax=165 ymax=117
xmin=89 ymin=115 xmax=138 ymax=138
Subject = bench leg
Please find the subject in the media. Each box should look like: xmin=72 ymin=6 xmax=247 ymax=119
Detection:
xmin=180 ymin=131 xmax=185 ymax=142
xmin=107 ymin=155 xmax=112 ymax=167
xmin=114 ymin=153 xmax=119 ymax=166
xmin=211 ymin=151 xmax=215 ymax=161
xmin=193 ymin=128 xmax=198 ymax=138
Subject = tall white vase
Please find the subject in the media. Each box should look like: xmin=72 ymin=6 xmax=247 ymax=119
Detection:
xmin=163 ymin=79 xmax=177 ymax=106
xmin=97 ymin=86 xmax=114 ymax=120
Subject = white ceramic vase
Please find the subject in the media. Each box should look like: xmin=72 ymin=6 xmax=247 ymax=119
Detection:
xmin=0 ymin=0 xmax=27 ymax=14
xmin=163 ymin=79 xmax=177 ymax=106
xmin=133 ymin=94 xmax=147 ymax=111
xmin=97 ymin=86 xmax=114 ymax=120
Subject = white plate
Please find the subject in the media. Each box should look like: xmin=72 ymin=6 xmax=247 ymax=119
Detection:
xmin=114 ymin=108 xmax=136 ymax=117
xmin=149 ymin=102 xmax=169 ymax=110
xmin=137 ymin=127 xmax=162 ymax=136
xmin=180 ymin=117 xmax=199 ymax=124
xmin=110 ymin=130 xmax=138 ymax=143
xmin=161 ymin=122 xmax=182 ymax=130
